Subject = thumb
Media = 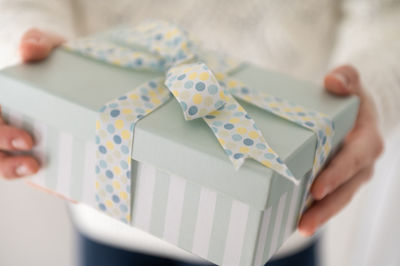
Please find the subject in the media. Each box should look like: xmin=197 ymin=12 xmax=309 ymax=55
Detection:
xmin=324 ymin=65 xmax=361 ymax=96
xmin=19 ymin=28 xmax=65 ymax=63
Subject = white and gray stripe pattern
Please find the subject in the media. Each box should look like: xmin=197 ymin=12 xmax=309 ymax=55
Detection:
xmin=3 ymin=107 xmax=303 ymax=266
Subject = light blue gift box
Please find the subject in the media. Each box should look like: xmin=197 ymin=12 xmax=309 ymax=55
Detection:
xmin=0 ymin=47 xmax=358 ymax=266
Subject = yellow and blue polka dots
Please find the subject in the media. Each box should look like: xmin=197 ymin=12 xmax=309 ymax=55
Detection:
xmin=63 ymin=38 xmax=167 ymax=72
xmin=94 ymin=78 xmax=170 ymax=222
xmin=64 ymin=20 xmax=334 ymax=222
xmin=165 ymin=62 xmax=227 ymax=120
xmin=202 ymin=95 xmax=295 ymax=180
xmin=110 ymin=20 xmax=195 ymax=67
xmin=225 ymin=77 xmax=334 ymax=177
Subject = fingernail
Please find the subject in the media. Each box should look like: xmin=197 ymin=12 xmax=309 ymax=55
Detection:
xmin=298 ymin=228 xmax=312 ymax=237
xmin=333 ymin=73 xmax=349 ymax=89
xmin=11 ymin=138 xmax=29 ymax=150
xmin=16 ymin=165 xmax=33 ymax=176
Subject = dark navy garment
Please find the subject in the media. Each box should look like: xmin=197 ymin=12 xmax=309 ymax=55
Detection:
xmin=79 ymin=233 xmax=318 ymax=266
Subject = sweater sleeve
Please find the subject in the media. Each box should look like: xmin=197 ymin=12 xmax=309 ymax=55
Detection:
xmin=0 ymin=0 xmax=76 ymax=68
xmin=329 ymin=0 xmax=400 ymax=135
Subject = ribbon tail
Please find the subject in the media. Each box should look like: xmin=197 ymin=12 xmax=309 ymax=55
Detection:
xmin=94 ymin=78 xmax=171 ymax=223
xmin=164 ymin=62 xmax=298 ymax=184
xmin=227 ymin=77 xmax=335 ymax=181
xmin=203 ymin=95 xmax=299 ymax=185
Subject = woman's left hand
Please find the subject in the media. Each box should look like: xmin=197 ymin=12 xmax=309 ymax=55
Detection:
xmin=298 ymin=65 xmax=384 ymax=236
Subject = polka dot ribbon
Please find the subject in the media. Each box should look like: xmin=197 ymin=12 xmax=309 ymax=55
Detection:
xmin=63 ymin=20 xmax=334 ymax=223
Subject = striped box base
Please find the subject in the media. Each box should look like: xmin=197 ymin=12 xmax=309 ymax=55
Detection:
xmin=2 ymin=106 xmax=306 ymax=266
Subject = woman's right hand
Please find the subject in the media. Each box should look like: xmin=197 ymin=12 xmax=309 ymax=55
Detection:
xmin=0 ymin=28 xmax=64 ymax=179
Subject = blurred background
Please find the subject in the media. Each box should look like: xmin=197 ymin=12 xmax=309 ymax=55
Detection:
xmin=0 ymin=178 xmax=76 ymax=266
xmin=1 ymin=0 xmax=400 ymax=266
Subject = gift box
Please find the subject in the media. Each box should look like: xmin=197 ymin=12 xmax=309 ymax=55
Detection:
xmin=0 ymin=22 xmax=358 ymax=266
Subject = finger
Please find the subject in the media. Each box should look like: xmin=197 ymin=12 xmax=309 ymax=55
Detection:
xmin=0 ymin=124 xmax=34 ymax=151
xmin=311 ymin=132 xmax=375 ymax=200
xmin=324 ymin=65 xmax=361 ymax=96
xmin=325 ymin=65 xmax=380 ymax=129
xmin=19 ymin=28 xmax=65 ymax=62
xmin=298 ymin=166 xmax=373 ymax=236
xmin=0 ymin=152 xmax=40 ymax=179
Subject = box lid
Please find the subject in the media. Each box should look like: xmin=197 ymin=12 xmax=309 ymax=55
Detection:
xmin=0 ymin=48 xmax=359 ymax=210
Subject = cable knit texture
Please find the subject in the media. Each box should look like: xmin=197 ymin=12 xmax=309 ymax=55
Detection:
xmin=0 ymin=0 xmax=399 ymax=260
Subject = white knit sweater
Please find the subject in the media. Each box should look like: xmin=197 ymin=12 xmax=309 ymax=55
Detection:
xmin=1 ymin=0 xmax=399 ymax=262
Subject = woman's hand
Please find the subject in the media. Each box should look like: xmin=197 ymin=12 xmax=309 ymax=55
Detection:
xmin=0 ymin=28 xmax=64 ymax=179
xmin=0 ymin=107 xmax=39 ymax=178
xmin=298 ymin=65 xmax=384 ymax=236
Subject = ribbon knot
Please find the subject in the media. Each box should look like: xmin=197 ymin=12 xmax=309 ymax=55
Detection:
xmin=165 ymin=62 xmax=227 ymax=120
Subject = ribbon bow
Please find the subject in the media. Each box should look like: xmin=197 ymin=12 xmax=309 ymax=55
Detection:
xmin=64 ymin=20 xmax=334 ymax=223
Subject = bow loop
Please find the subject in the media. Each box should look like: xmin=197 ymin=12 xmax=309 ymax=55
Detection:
xmin=112 ymin=20 xmax=195 ymax=68
xmin=165 ymin=62 xmax=229 ymax=120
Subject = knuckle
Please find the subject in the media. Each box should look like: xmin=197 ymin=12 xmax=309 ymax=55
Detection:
xmin=326 ymin=160 xmax=347 ymax=188
xmin=351 ymin=153 xmax=364 ymax=172
xmin=325 ymin=170 xmax=340 ymax=190
xmin=342 ymin=64 xmax=360 ymax=83
xmin=311 ymin=179 xmax=328 ymax=199
xmin=319 ymin=165 xmax=335 ymax=182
